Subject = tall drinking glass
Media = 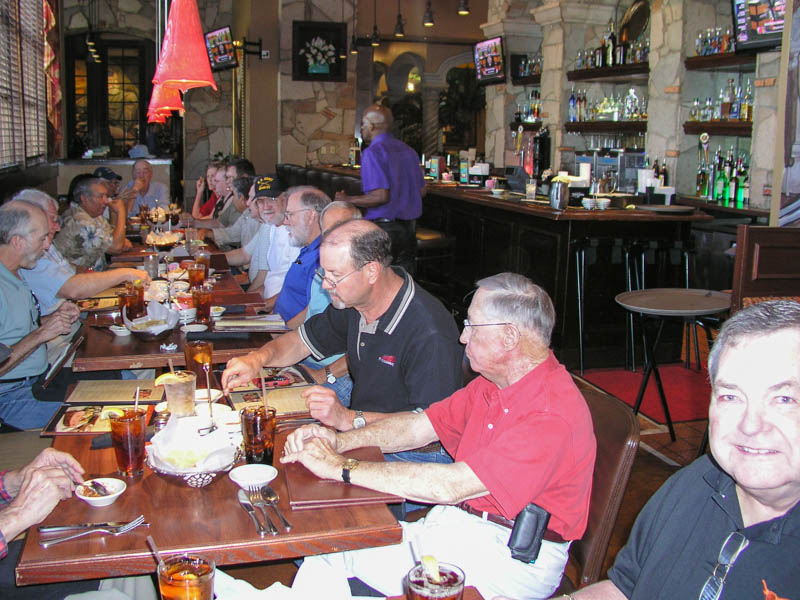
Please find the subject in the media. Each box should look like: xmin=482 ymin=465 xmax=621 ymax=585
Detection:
xmin=187 ymin=262 xmax=205 ymax=287
xmin=192 ymin=285 xmax=212 ymax=324
xmin=184 ymin=341 xmax=213 ymax=388
xmin=194 ymin=250 xmax=211 ymax=279
xmin=163 ymin=370 xmax=197 ymax=417
xmin=240 ymin=406 xmax=276 ymax=465
xmin=109 ymin=409 xmax=147 ymax=477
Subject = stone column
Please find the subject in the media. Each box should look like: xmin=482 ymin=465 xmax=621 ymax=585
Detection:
xmin=750 ymin=51 xmax=781 ymax=209
xmin=420 ymin=82 xmax=446 ymax=158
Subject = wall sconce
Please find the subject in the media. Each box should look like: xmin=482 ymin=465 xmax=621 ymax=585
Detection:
xmin=457 ymin=0 xmax=470 ymax=16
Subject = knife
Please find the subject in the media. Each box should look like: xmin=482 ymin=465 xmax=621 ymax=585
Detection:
xmin=38 ymin=522 xmax=151 ymax=534
xmin=237 ymin=489 xmax=266 ymax=537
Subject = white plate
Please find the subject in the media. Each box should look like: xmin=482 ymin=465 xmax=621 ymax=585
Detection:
xmin=181 ymin=324 xmax=208 ymax=333
xmin=229 ymin=464 xmax=278 ymax=490
xmin=109 ymin=325 xmax=131 ymax=337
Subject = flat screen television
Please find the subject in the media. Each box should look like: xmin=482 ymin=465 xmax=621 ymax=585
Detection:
xmin=205 ymin=26 xmax=238 ymax=72
xmin=731 ymin=0 xmax=786 ymax=52
xmin=474 ymin=36 xmax=506 ymax=85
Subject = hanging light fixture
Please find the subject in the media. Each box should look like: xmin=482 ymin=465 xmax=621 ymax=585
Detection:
xmin=350 ymin=32 xmax=359 ymax=54
xmin=423 ymin=0 xmax=434 ymax=27
xmin=394 ymin=0 xmax=405 ymax=37
xmin=339 ymin=0 xmax=348 ymax=59
xmin=371 ymin=0 xmax=380 ymax=46
xmin=152 ymin=0 xmax=217 ymax=93
xmin=457 ymin=0 xmax=470 ymax=16
xmin=147 ymin=84 xmax=184 ymax=123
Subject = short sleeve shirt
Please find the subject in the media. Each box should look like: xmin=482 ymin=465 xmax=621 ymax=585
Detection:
xmin=20 ymin=246 xmax=76 ymax=315
xmin=53 ymin=203 xmax=114 ymax=271
xmin=263 ymin=225 xmax=300 ymax=298
xmin=425 ymin=354 xmax=596 ymax=538
xmin=243 ymin=223 xmax=272 ymax=283
xmin=299 ymin=269 xmax=463 ymax=413
xmin=302 ymin=278 xmax=341 ymax=368
xmin=0 ymin=262 xmax=47 ymax=380
xmin=608 ymin=456 xmax=800 ymax=599
xmin=360 ymin=132 xmax=425 ymax=221
xmin=128 ymin=181 xmax=169 ymax=214
xmin=274 ymin=237 xmax=320 ymax=322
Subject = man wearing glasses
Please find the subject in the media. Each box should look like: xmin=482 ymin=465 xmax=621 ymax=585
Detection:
xmin=222 ymin=219 xmax=462 ymax=464
xmin=278 ymin=273 xmax=595 ymax=599
xmin=536 ymin=300 xmax=800 ymax=600
xmin=53 ymin=177 xmax=130 ymax=271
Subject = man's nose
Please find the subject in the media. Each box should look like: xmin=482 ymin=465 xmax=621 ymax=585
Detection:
xmin=738 ymin=402 xmax=767 ymax=437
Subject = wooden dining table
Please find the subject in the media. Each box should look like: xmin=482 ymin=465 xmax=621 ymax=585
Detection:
xmin=15 ymin=430 xmax=403 ymax=586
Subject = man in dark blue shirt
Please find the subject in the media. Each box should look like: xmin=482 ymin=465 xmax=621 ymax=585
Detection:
xmin=273 ymin=186 xmax=330 ymax=322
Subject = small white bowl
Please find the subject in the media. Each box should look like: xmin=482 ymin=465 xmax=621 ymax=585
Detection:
xmin=581 ymin=198 xmax=597 ymax=210
xmin=180 ymin=324 xmax=207 ymax=333
xmin=76 ymin=478 xmax=126 ymax=507
xmin=229 ymin=464 xmax=278 ymax=490
xmin=491 ymin=188 xmax=504 ymax=197
xmin=194 ymin=402 xmax=233 ymax=419
xmin=596 ymin=198 xmax=611 ymax=211
xmin=171 ymin=281 xmax=190 ymax=293
xmin=194 ymin=388 xmax=224 ymax=403
xmin=109 ymin=325 xmax=131 ymax=337
xmin=210 ymin=306 xmax=226 ymax=319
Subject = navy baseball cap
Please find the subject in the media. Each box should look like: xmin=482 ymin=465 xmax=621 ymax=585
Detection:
xmin=93 ymin=167 xmax=122 ymax=181
xmin=253 ymin=174 xmax=280 ymax=198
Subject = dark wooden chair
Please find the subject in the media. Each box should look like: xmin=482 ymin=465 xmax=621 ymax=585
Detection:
xmin=730 ymin=224 xmax=800 ymax=313
xmin=555 ymin=376 xmax=640 ymax=590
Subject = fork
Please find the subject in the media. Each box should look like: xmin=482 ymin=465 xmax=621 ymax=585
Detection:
xmin=247 ymin=485 xmax=278 ymax=535
xmin=40 ymin=515 xmax=146 ymax=548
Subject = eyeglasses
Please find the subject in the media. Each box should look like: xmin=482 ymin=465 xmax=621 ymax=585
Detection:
xmin=463 ymin=319 xmax=512 ymax=329
xmin=315 ymin=265 xmax=364 ymax=288
xmin=30 ymin=291 xmax=41 ymax=326
xmin=284 ymin=208 xmax=312 ymax=219
xmin=698 ymin=531 xmax=749 ymax=600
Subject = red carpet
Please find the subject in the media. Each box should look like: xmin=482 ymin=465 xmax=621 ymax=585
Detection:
xmin=582 ymin=364 xmax=712 ymax=423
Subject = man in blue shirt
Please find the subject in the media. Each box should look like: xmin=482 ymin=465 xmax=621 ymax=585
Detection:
xmin=334 ymin=104 xmax=425 ymax=273
xmin=273 ymin=186 xmax=330 ymax=322
xmin=123 ymin=159 xmax=169 ymax=215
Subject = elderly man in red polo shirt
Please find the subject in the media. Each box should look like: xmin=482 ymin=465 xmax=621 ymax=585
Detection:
xmin=281 ymin=272 xmax=596 ymax=600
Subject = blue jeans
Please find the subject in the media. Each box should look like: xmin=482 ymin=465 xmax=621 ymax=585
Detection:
xmin=299 ymin=358 xmax=353 ymax=407
xmin=386 ymin=445 xmax=453 ymax=514
xmin=0 ymin=377 xmax=60 ymax=430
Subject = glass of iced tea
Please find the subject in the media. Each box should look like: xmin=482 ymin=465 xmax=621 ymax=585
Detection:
xmin=187 ymin=262 xmax=205 ymax=287
xmin=406 ymin=563 xmax=465 ymax=600
xmin=109 ymin=408 xmax=147 ymax=477
xmin=194 ymin=250 xmax=211 ymax=279
xmin=192 ymin=285 xmax=212 ymax=324
xmin=158 ymin=554 xmax=214 ymax=600
xmin=240 ymin=405 xmax=276 ymax=465
xmin=162 ymin=370 xmax=197 ymax=417
xmin=184 ymin=341 xmax=213 ymax=388
xmin=117 ymin=289 xmax=138 ymax=320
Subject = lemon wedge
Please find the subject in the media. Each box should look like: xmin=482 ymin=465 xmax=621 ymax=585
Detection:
xmin=155 ymin=372 xmax=191 ymax=386
xmin=420 ymin=555 xmax=441 ymax=583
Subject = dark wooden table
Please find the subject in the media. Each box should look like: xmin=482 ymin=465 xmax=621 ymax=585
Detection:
xmin=16 ymin=431 xmax=402 ymax=586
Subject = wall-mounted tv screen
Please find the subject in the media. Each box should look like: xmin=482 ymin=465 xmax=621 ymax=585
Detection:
xmin=474 ymin=37 xmax=506 ymax=85
xmin=205 ymin=26 xmax=238 ymax=71
xmin=731 ymin=0 xmax=786 ymax=52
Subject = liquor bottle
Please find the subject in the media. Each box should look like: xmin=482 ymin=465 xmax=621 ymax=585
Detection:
xmin=597 ymin=35 xmax=606 ymax=68
xmin=707 ymin=151 xmax=717 ymax=200
xmin=659 ymin=160 xmax=668 ymax=187
xmin=616 ymin=28 xmax=628 ymax=65
xmin=569 ymin=87 xmax=577 ymax=122
xmin=723 ymin=28 xmax=732 ymax=53
xmin=713 ymin=88 xmax=723 ymax=120
xmin=730 ymin=86 xmax=742 ymax=121
xmin=695 ymin=32 xmax=704 ymax=56
xmin=728 ymin=159 xmax=739 ymax=204
xmin=644 ymin=155 xmax=650 ymax=169
xmin=652 ymin=157 xmax=659 ymax=178
xmin=690 ymin=98 xmax=700 ymax=121
xmin=702 ymin=97 xmax=713 ymax=121
xmin=696 ymin=162 xmax=706 ymax=196
xmin=741 ymin=82 xmax=753 ymax=121
xmin=606 ymin=22 xmax=616 ymax=67
xmin=721 ymin=79 xmax=735 ymax=120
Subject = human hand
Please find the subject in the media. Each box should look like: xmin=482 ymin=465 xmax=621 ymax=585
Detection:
xmin=280 ymin=436 xmax=342 ymax=481
xmin=108 ymin=197 xmax=126 ymax=217
xmin=302 ymin=386 xmax=352 ymax=431
xmin=283 ymin=423 xmax=338 ymax=455
xmin=196 ymin=176 xmax=205 ymax=194
xmin=54 ymin=301 xmax=81 ymax=322
xmin=132 ymin=178 xmax=146 ymax=193
xmin=39 ymin=303 xmax=78 ymax=340
xmin=123 ymin=268 xmax=150 ymax=286
xmin=122 ymin=238 xmax=133 ymax=250
xmin=21 ymin=448 xmax=85 ymax=489
xmin=117 ymin=187 xmax=136 ymax=204
xmin=6 ymin=466 xmax=77 ymax=531
xmin=221 ymin=353 xmax=262 ymax=393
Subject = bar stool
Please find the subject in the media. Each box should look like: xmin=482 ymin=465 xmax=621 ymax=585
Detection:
xmin=415 ymin=227 xmax=456 ymax=299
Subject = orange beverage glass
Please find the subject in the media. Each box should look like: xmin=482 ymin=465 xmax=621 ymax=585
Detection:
xmin=184 ymin=341 xmax=213 ymax=388
xmin=187 ymin=262 xmax=205 ymax=287
xmin=194 ymin=250 xmax=211 ymax=279
xmin=406 ymin=563 xmax=465 ymax=600
xmin=109 ymin=409 xmax=147 ymax=477
xmin=158 ymin=555 xmax=215 ymax=600
xmin=240 ymin=406 xmax=276 ymax=465
xmin=117 ymin=290 xmax=139 ymax=320
xmin=191 ymin=285 xmax=212 ymax=324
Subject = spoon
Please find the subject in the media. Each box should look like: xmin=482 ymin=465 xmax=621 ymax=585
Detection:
xmin=261 ymin=486 xmax=292 ymax=531
xmin=78 ymin=480 xmax=110 ymax=497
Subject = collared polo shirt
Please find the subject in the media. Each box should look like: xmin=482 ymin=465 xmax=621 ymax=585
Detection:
xmin=609 ymin=455 xmax=800 ymax=599
xmin=360 ymin=132 xmax=424 ymax=221
xmin=299 ymin=268 xmax=462 ymax=413
xmin=426 ymin=353 xmax=595 ymax=539
xmin=126 ymin=180 xmax=169 ymax=214
xmin=20 ymin=245 xmax=76 ymax=315
xmin=301 ymin=278 xmax=341 ymax=369
xmin=274 ymin=236 xmax=321 ymax=322
xmin=0 ymin=262 xmax=47 ymax=380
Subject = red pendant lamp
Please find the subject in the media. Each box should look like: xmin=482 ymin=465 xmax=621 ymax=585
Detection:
xmin=147 ymin=84 xmax=184 ymax=123
xmin=152 ymin=0 xmax=217 ymax=92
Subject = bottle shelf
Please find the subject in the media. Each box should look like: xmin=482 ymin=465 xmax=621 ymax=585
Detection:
xmin=509 ymin=54 xmax=542 ymax=86
xmin=683 ymin=121 xmax=752 ymax=137
xmin=566 ymin=63 xmax=649 ymax=84
xmin=509 ymin=121 xmax=543 ymax=132
xmin=564 ymin=120 xmax=647 ymax=134
xmin=684 ymin=53 xmax=756 ymax=73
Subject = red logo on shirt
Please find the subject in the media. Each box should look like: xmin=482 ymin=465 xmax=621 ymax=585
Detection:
xmin=378 ymin=355 xmax=396 ymax=367
xmin=762 ymin=580 xmax=789 ymax=600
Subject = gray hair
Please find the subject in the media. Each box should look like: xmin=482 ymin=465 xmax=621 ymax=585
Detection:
xmin=708 ymin=300 xmax=800 ymax=383
xmin=319 ymin=201 xmax=361 ymax=229
xmin=286 ymin=186 xmax=331 ymax=213
xmin=12 ymin=189 xmax=56 ymax=212
xmin=475 ymin=273 xmax=556 ymax=346
xmin=322 ymin=219 xmax=392 ymax=268
xmin=0 ymin=201 xmax=40 ymax=245
xmin=73 ymin=177 xmax=102 ymax=204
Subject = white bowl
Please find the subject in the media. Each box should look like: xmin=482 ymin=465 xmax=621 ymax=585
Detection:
xmin=194 ymin=402 xmax=233 ymax=420
xmin=491 ymin=188 xmax=504 ymax=197
xmin=581 ymin=198 xmax=597 ymax=210
xmin=109 ymin=325 xmax=131 ymax=337
xmin=180 ymin=324 xmax=207 ymax=333
xmin=178 ymin=308 xmax=197 ymax=323
xmin=210 ymin=306 xmax=226 ymax=319
xmin=76 ymin=478 xmax=126 ymax=507
xmin=172 ymin=281 xmax=190 ymax=293
xmin=596 ymin=198 xmax=611 ymax=210
xmin=194 ymin=388 xmax=224 ymax=403
xmin=229 ymin=464 xmax=278 ymax=490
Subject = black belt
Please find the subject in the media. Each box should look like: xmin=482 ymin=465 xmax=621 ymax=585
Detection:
xmin=0 ymin=375 xmax=38 ymax=386
xmin=415 ymin=441 xmax=443 ymax=453
xmin=455 ymin=502 xmax=567 ymax=543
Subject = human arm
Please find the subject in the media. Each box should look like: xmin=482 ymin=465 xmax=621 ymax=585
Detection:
xmin=246 ymin=270 xmax=266 ymax=293
xmin=334 ymin=188 xmax=389 ymax=209
xmin=221 ymin=329 xmax=312 ymax=392
xmin=191 ymin=177 xmax=206 ymax=220
xmin=286 ymin=307 xmax=309 ymax=330
xmin=300 ymin=384 xmax=396 ymax=431
xmin=105 ymin=198 xmax=129 ymax=254
xmin=57 ymin=268 xmax=150 ymax=301
xmin=224 ymin=246 xmax=252 ymax=268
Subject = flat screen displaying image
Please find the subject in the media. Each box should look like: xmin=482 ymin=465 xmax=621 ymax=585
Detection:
xmin=205 ymin=26 xmax=238 ymax=71
xmin=474 ymin=37 xmax=506 ymax=85
xmin=731 ymin=0 xmax=786 ymax=52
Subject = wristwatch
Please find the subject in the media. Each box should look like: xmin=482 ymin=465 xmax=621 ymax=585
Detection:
xmin=325 ymin=366 xmax=336 ymax=384
xmin=342 ymin=458 xmax=360 ymax=484
xmin=352 ymin=410 xmax=366 ymax=429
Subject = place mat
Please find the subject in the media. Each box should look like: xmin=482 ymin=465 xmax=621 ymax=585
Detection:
xmin=229 ymin=385 xmax=311 ymax=417
xmin=635 ymin=204 xmax=695 ymax=214
xmin=77 ymin=297 xmax=119 ymax=312
xmin=41 ymin=404 xmax=155 ymax=437
xmin=284 ymin=446 xmax=402 ymax=510
xmin=65 ymin=379 xmax=163 ymax=404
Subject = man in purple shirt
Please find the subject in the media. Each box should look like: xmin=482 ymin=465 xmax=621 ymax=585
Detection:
xmin=335 ymin=104 xmax=425 ymax=273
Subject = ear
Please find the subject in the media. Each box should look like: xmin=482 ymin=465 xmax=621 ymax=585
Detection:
xmin=364 ymin=261 xmax=380 ymax=283
xmin=502 ymin=324 xmax=520 ymax=351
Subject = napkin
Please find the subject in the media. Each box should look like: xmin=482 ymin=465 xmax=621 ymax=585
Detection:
xmin=123 ymin=301 xmax=179 ymax=335
xmin=147 ymin=415 xmax=235 ymax=473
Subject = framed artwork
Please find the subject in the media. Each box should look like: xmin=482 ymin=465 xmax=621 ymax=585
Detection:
xmin=205 ymin=26 xmax=238 ymax=72
xmin=292 ymin=21 xmax=347 ymax=82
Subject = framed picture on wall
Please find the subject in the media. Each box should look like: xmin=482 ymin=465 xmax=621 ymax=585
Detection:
xmin=292 ymin=21 xmax=347 ymax=82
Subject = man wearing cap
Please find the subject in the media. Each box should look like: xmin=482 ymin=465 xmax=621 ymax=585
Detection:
xmin=334 ymin=104 xmax=424 ymax=273
xmin=93 ymin=166 xmax=136 ymax=209
xmin=122 ymin=159 xmax=168 ymax=216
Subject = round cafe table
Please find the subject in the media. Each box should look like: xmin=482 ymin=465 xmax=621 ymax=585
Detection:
xmin=615 ymin=288 xmax=731 ymax=441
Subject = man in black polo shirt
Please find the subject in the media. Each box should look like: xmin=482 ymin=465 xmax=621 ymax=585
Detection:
xmin=222 ymin=219 xmax=462 ymax=463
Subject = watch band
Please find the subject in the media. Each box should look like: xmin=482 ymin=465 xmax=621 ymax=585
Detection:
xmin=342 ymin=458 xmax=359 ymax=484
xmin=352 ymin=410 xmax=366 ymax=429
xmin=325 ymin=366 xmax=336 ymax=384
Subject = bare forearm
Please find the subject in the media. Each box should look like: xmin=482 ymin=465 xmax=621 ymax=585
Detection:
xmin=58 ymin=270 xmax=131 ymax=300
xmin=107 ymin=214 xmax=128 ymax=254
xmin=246 ymin=270 xmax=266 ymax=293
xmin=337 ymin=412 xmax=437 ymax=452
xmin=564 ymin=580 xmax=628 ymax=600
xmin=341 ymin=188 xmax=388 ymax=208
xmin=0 ymin=330 xmax=48 ymax=376
xmin=225 ymin=248 xmax=251 ymax=267
xmin=253 ymin=331 xmax=311 ymax=369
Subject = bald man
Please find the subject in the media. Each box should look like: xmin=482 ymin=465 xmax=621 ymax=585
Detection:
xmin=334 ymin=104 xmax=425 ymax=273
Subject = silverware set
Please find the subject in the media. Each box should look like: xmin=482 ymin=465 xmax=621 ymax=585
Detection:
xmin=39 ymin=515 xmax=147 ymax=548
xmin=237 ymin=485 xmax=292 ymax=537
